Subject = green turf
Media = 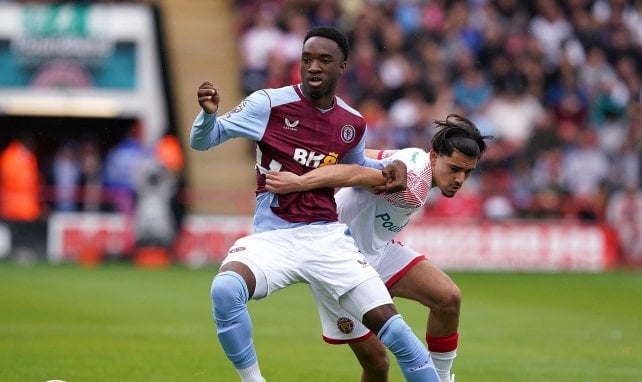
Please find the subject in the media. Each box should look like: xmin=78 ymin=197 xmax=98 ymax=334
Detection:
xmin=0 ymin=262 xmax=641 ymax=381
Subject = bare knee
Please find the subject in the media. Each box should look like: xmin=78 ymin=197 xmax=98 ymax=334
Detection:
xmin=362 ymin=304 xmax=397 ymax=334
xmin=435 ymin=282 xmax=461 ymax=315
xmin=218 ymin=261 xmax=257 ymax=298
xmin=390 ymin=261 xmax=461 ymax=317
xmin=350 ymin=339 xmax=389 ymax=382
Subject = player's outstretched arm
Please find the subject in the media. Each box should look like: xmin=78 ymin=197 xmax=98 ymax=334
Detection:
xmin=364 ymin=149 xmax=380 ymax=159
xmin=266 ymin=164 xmax=381 ymax=194
xmin=266 ymin=161 xmax=407 ymax=194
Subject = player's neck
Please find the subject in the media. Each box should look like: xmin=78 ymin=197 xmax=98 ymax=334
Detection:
xmin=310 ymin=96 xmax=334 ymax=110
xmin=299 ymin=84 xmax=335 ymax=109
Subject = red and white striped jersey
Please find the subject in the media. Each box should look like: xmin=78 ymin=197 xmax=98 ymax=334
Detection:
xmin=336 ymin=148 xmax=433 ymax=254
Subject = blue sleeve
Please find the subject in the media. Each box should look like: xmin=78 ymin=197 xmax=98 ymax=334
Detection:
xmin=190 ymin=90 xmax=271 ymax=151
xmin=340 ymin=132 xmax=392 ymax=169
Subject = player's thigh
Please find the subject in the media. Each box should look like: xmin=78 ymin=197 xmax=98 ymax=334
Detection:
xmin=309 ymin=285 xmax=371 ymax=343
xmin=365 ymin=241 xmax=425 ymax=288
xmin=301 ymin=223 xmax=382 ymax=300
xmin=388 ymin=258 xmax=460 ymax=308
xmin=340 ymin=276 xmax=396 ymax=333
xmin=222 ymin=230 xmax=300 ymax=299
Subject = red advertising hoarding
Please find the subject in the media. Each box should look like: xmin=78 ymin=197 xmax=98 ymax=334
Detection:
xmin=47 ymin=213 xmax=618 ymax=271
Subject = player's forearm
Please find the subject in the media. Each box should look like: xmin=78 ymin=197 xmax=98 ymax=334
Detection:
xmin=298 ymin=164 xmax=385 ymax=190
xmin=365 ymin=149 xmax=381 ymax=159
xmin=190 ymin=110 xmax=220 ymax=150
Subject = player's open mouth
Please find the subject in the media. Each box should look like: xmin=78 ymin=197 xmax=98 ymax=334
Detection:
xmin=307 ymin=78 xmax=322 ymax=87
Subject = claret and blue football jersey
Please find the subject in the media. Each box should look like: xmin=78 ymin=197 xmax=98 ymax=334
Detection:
xmin=191 ymin=84 xmax=390 ymax=233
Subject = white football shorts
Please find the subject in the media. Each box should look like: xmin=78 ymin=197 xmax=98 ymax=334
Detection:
xmin=313 ymin=240 xmax=426 ymax=343
xmin=221 ymin=222 xmax=385 ymax=302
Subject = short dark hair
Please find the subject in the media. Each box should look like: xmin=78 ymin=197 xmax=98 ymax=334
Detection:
xmin=303 ymin=26 xmax=350 ymax=61
xmin=431 ymin=114 xmax=492 ymax=159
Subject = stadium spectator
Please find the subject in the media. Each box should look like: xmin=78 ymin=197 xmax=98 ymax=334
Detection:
xmin=0 ymin=135 xmax=41 ymax=221
xmin=614 ymin=55 xmax=641 ymax=107
xmin=342 ymin=38 xmax=384 ymax=105
xmin=481 ymin=168 xmax=517 ymax=221
xmin=606 ymin=181 xmax=642 ymax=264
xmin=155 ymin=134 xmax=184 ymax=175
xmin=610 ymin=139 xmax=641 ymax=193
xmin=134 ymin=133 xmax=185 ymax=250
xmin=48 ymin=140 xmax=80 ymax=212
xmin=377 ymin=20 xmax=415 ymax=99
xmin=481 ymin=68 xmax=546 ymax=161
xmin=238 ymin=4 xmax=282 ymax=95
xmin=489 ymin=0 xmax=531 ymax=34
xmin=388 ymin=85 xmax=433 ymax=149
xmin=265 ymin=114 xmax=491 ymax=382
xmin=452 ymin=47 xmax=492 ymax=115
xmin=529 ymin=0 xmax=576 ymax=71
xmin=277 ymin=10 xmax=310 ymax=64
xmin=133 ymin=147 xmax=177 ymax=249
xmin=77 ymin=138 xmax=105 ymax=212
xmin=309 ymin=0 xmax=340 ymax=28
xmin=102 ymin=121 xmax=151 ymax=214
xmin=191 ymin=26 xmax=441 ymax=382
xmin=357 ymin=95 xmax=393 ymax=149
xmin=560 ymin=129 xmax=610 ymax=220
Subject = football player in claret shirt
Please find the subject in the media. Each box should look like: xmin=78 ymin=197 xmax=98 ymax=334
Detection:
xmin=191 ymin=26 xmax=441 ymax=382
xmin=267 ymin=114 xmax=492 ymax=382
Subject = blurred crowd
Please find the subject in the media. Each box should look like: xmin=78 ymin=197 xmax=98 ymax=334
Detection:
xmin=0 ymin=123 xmax=185 ymax=249
xmin=233 ymin=0 xmax=642 ymax=227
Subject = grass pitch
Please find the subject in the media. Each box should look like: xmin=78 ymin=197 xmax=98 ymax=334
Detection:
xmin=0 ymin=262 xmax=641 ymax=381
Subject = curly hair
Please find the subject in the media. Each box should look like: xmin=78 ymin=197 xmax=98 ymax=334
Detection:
xmin=303 ymin=26 xmax=350 ymax=61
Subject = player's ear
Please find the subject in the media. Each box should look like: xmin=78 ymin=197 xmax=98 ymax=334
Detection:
xmin=430 ymin=150 xmax=438 ymax=166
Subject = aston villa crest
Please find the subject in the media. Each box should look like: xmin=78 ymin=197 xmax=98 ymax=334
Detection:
xmin=341 ymin=124 xmax=355 ymax=143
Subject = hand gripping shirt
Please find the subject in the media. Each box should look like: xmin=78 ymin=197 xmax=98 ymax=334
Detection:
xmin=191 ymin=84 xmax=388 ymax=233
xmin=335 ymin=148 xmax=432 ymax=255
